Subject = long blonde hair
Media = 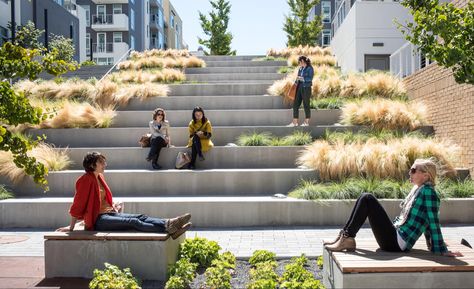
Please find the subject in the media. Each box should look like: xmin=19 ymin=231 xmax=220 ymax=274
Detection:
xmin=413 ymin=158 xmax=437 ymax=185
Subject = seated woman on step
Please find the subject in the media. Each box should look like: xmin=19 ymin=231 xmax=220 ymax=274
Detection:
xmin=187 ymin=106 xmax=213 ymax=170
xmin=146 ymin=108 xmax=171 ymax=170
xmin=325 ymin=158 xmax=463 ymax=257
xmin=56 ymin=152 xmax=191 ymax=239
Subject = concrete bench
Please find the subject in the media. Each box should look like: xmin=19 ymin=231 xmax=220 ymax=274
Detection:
xmin=44 ymin=231 xmax=185 ymax=281
xmin=323 ymin=239 xmax=474 ymax=288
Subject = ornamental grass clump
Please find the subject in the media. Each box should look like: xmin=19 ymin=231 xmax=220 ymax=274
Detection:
xmin=267 ymin=45 xmax=332 ymax=58
xmin=341 ymin=99 xmax=428 ymax=131
xmin=108 ymin=69 xmax=185 ymax=83
xmin=364 ymin=71 xmax=407 ymax=98
xmin=0 ymin=185 xmax=14 ymax=200
xmin=130 ymin=49 xmax=191 ymax=59
xmin=280 ymin=131 xmax=313 ymax=146
xmin=117 ymin=56 xmax=205 ymax=70
xmin=237 ymin=132 xmax=274 ymax=146
xmin=287 ymin=54 xmax=337 ymax=67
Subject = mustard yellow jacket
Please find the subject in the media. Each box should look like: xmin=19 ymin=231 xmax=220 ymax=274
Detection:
xmin=187 ymin=119 xmax=214 ymax=152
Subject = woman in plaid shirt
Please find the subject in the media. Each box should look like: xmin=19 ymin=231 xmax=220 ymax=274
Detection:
xmin=324 ymin=159 xmax=463 ymax=256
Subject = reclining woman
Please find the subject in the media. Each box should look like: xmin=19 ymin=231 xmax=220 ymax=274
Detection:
xmin=146 ymin=108 xmax=170 ymax=170
xmin=57 ymin=152 xmax=191 ymax=239
xmin=325 ymin=158 xmax=463 ymax=257
xmin=187 ymin=106 xmax=213 ymax=170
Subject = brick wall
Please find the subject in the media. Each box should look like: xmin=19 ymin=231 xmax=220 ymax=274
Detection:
xmin=404 ymin=64 xmax=474 ymax=175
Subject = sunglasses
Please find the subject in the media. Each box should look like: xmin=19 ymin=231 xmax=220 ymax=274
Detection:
xmin=409 ymin=167 xmax=425 ymax=174
xmin=157 ymin=113 xmax=164 ymax=116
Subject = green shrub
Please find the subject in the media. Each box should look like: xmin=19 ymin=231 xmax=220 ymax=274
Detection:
xmin=81 ymin=60 xmax=96 ymax=66
xmin=89 ymin=263 xmax=141 ymax=289
xmin=249 ymin=262 xmax=279 ymax=282
xmin=0 ymin=185 xmax=13 ymax=200
xmin=205 ymin=263 xmax=232 ymax=289
xmin=278 ymin=66 xmax=295 ymax=74
xmin=438 ymin=179 xmax=474 ymax=198
xmin=317 ymin=256 xmax=323 ymax=269
xmin=310 ymin=97 xmax=345 ymax=109
xmin=280 ymin=131 xmax=313 ymax=146
xmin=247 ymin=278 xmax=279 ymax=289
xmin=237 ymin=132 xmax=274 ymax=146
xmin=164 ymin=276 xmax=186 ymax=289
xmin=249 ymin=250 xmax=277 ymax=266
xmin=179 ymin=237 xmax=221 ymax=267
xmin=212 ymin=251 xmax=236 ymax=269
xmin=167 ymin=258 xmax=198 ymax=284
xmin=280 ymin=255 xmax=322 ymax=288
xmin=280 ymin=279 xmax=322 ymax=289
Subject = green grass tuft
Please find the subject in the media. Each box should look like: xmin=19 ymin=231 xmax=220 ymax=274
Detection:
xmin=280 ymin=131 xmax=313 ymax=146
xmin=310 ymin=97 xmax=345 ymax=109
xmin=0 ymin=185 xmax=14 ymax=200
xmin=236 ymin=132 xmax=274 ymax=146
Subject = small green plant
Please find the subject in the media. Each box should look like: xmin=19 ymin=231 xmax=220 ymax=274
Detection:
xmin=278 ymin=66 xmax=294 ymax=74
xmin=280 ymin=279 xmax=322 ymax=289
xmin=179 ymin=237 xmax=221 ymax=267
xmin=438 ymin=179 xmax=474 ymax=198
xmin=164 ymin=276 xmax=186 ymax=289
xmin=167 ymin=258 xmax=198 ymax=284
xmin=81 ymin=60 xmax=96 ymax=66
xmin=317 ymin=256 xmax=323 ymax=269
xmin=249 ymin=250 xmax=277 ymax=266
xmin=247 ymin=278 xmax=279 ymax=289
xmin=0 ymin=185 xmax=13 ymax=200
xmin=205 ymin=263 xmax=232 ymax=289
xmin=212 ymin=251 xmax=236 ymax=269
xmin=253 ymin=56 xmax=287 ymax=61
xmin=249 ymin=262 xmax=279 ymax=282
xmin=310 ymin=97 xmax=345 ymax=109
xmin=280 ymin=131 xmax=313 ymax=146
xmin=237 ymin=132 xmax=274 ymax=146
xmin=89 ymin=263 xmax=141 ymax=289
xmin=280 ymin=254 xmax=322 ymax=289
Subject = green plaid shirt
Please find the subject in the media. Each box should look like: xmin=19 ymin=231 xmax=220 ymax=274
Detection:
xmin=396 ymin=184 xmax=448 ymax=254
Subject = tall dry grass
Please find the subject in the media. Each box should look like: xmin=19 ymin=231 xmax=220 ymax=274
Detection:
xmin=117 ymin=56 xmax=205 ymax=70
xmin=0 ymin=143 xmax=71 ymax=184
xmin=130 ymin=49 xmax=191 ymax=59
xmin=287 ymin=54 xmax=337 ymax=67
xmin=16 ymin=79 xmax=95 ymax=100
xmin=364 ymin=71 xmax=406 ymax=98
xmin=297 ymin=136 xmax=459 ymax=181
xmin=341 ymin=99 xmax=428 ymax=131
xmin=267 ymin=45 xmax=333 ymax=57
xmin=108 ymin=69 xmax=185 ymax=83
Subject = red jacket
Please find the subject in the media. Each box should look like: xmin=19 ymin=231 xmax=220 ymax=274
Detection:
xmin=69 ymin=172 xmax=113 ymax=230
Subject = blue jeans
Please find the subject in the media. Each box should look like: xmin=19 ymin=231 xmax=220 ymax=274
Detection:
xmin=95 ymin=213 xmax=166 ymax=232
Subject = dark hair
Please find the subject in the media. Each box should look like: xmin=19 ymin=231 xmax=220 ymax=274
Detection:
xmin=152 ymin=108 xmax=166 ymax=121
xmin=192 ymin=106 xmax=207 ymax=124
xmin=298 ymin=55 xmax=312 ymax=67
xmin=83 ymin=152 xmax=106 ymax=172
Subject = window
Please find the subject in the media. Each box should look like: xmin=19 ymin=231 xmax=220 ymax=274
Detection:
xmin=130 ymin=9 xmax=135 ymax=30
xmin=113 ymin=4 xmax=122 ymax=14
xmin=82 ymin=5 xmax=90 ymax=27
xmin=97 ymin=33 xmax=106 ymax=52
xmin=170 ymin=12 xmax=175 ymax=29
xmin=113 ymin=32 xmax=122 ymax=43
xmin=159 ymin=9 xmax=164 ymax=29
xmin=322 ymin=29 xmax=331 ymax=47
xmin=322 ymin=1 xmax=331 ymax=23
xmin=130 ymin=35 xmax=135 ymax=50
xmin=158 ymin=31 xmax=164 ymax=49
xmin=93 ymin=57 xmax=114 ymax=65
xmin=85 ymin=33 xmax=91 ymax=55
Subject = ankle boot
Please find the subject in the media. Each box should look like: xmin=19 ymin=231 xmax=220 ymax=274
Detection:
xmin=326 ymin=235 xmax=356 ymax=252
xmin=323 ymin=229 xmax=344 ymax=246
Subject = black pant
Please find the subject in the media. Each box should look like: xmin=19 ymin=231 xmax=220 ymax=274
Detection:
xmin=147 ymin=137 xmax=167 ymax=163
xmin=293 ymin=85 xmax=311 ymax=119
xmin=190 ymin=134 xmax=203 ymax=166
xmin=343 ymin=193 xmax=402 ymax=252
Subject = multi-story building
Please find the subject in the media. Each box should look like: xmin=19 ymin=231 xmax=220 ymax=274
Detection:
xmin=163 ymin=0 xmax=184 ymax=50
xmin=330 ymin=0 xmax=413 ymax=73
xmin=308 ymin=0 xmax=336 ymax=47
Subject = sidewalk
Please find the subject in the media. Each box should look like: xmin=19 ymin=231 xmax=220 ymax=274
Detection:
xmin=1 ymin=225 xmax=474 ymax=288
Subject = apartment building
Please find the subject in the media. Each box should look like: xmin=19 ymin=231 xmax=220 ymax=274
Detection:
xmin=308 ymin=0 xmax=336 ymax=47
xmin=163 ymin=0 xmax=183 ymax=50
xmin=330 ymin=0 xmax=412 ymax=73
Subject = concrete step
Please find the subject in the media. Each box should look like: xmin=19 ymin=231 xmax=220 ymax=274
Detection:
xmin=184 ymin=66 xmax=281 ymax=74
xmin=39 ymin=65 xmax=114 ymax=80
xmin=2 ymin=197 xmax=473 ymax=229
xmin=66 ymin=146 xmax=304 ymax=170
xmin=28 ymin=125 xmax=369 ymax=147
xmin=121 ymin=95 xmax=288 ymax=110
xmin=205 ymin=60 xmax=286 ymax=67
xmin=185 ymin=73 xmax=284 ymax=82
xmin=2 ymin=169 xmax=316 ymax=197
xmin=169 ymin=83 xmax=273 ymax=96
xmin=198 ymin=55 xmax=264 ymax=61
xmin=112 ymin=109 xmax=341 ymax=127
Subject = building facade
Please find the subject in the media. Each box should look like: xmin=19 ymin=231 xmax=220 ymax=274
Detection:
xmin=330 ymin=0 xmax=412 ymax=73
xmin=308 ymin=0 xmax=336 ymax=47
xmin=163 ymin=0 xmax=183 ymax=50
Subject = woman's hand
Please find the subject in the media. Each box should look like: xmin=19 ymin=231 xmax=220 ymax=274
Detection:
xmin=165 ymin=136 xmax=170 ymax=144
xmin=196 ymin=131 xmax=204 ymax=137
xmin=56 ymin=226 xmax=72 ymax=232
xmin=113 ymin=201 xmax=123 ymax=213
xmin=442 ymin=251 xmax=464 ymax=257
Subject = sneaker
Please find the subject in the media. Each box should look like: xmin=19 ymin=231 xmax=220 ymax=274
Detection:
xmin=199 ymin=155 xmax=205 ymax=161
xmin=301 ymin=122 xmax=309 ymax=127
xmin=286 ymin=122 xmax=298 ymax=127
xmin=166 ymin=213 xmax=192 ymax=235
xmin=152 ymin=162 xmax=162 ymax=170
xmin=170 ymin=222 xmax=192 ymax=240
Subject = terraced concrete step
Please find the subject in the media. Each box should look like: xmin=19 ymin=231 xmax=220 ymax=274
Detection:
xmin=112 ymin=109 xmax=341 ymax=127
xmin=184 ymin=66 xmax=281 ymax=74
xmin=66 ymin=146 xmax=304 ymax=170
xmin=198 ymin=55 xmax=264 ymax=61
xmin=3 ymin=169 xmax=316 ymax=197
xmin=122 ymin=95 xmax=288 ymax=111
xmin=2 ymin=197 xmax=473 ymax=229
xmin=169 ymin=83 xmax=273 ymax=96
xmin=29 ymin=126 xmax=366 ymax=147
xmin=204 ymin=60 xmax=286 ymax=67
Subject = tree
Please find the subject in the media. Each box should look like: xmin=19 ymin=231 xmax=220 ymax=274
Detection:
xmin=198 ymin=0 xmax=236 ymax=55
xmin=49 ymin=34 xmax=75 ymax=62
xmin=283 ymin=0 xmax=322 ymax=47
xmin=0 ymin=42 xmax=76 ymax=190
xmin=398 ymin=0 xmax=474 ymax=84
xmin=8 ymin=21 xmax=44 ymax=49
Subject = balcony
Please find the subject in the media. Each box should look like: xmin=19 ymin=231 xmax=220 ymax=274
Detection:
xmin=92 ymin=42 xmax=129 ymax=59
xmin=150 ymin=14 xmax=159 ymax=30
xmin=91 ymin=14 xmax=129 ymax=31
xmin=150 ymin=0 xmax=159 ymax=7
xmin=92 ymin=0 xmax=128 ymax=4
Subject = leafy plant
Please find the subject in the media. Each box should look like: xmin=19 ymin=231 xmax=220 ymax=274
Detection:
xmin=179 ymin=237 xmax=221 ymax=267
xmin=249 ymin=250 xmax=277 ymax=266
xmin=317 ymin=256 xmax=323 ymax=269
xmin=167 ymin=258 xmax=198 ymax=284
xmin=81 ymin=60 xmax=96 ymax=66
xmin=280 ymin=255 xmax=322 ymax=289
xmin=8 ymin=21 xmax=44 ymax=49
xmin=0 ymin=184 xmax=13 ymax=200
xmin=310 ymin=97 xmax=345 ymax=109
xmin=283 ymin=0 xmax=322 ymax=47
xmin=49 ymin=34 xmax=76 ymax=62
xmin=237 ymin=132 xmax=274 ymax=146
xmin=280 ymin=131 xmax=313 ymax=146
xmin=164 ymin=276 xmax=186 ymax=289
xmin=249 ymin=262 xmax=279 ymax=282
xmin=211 ymin=251 xmax=236 ymax=269
xmin=198 ymin=0 xmax=236 ymax=55
xmin=438 ymin=179 xmax=474 ymax=198
xmin=398 ymin=1 xmax=474 ymax=84
xmin=247 ymin=279 xmax=279 ymax=289
xmin=205 ymin=263 xmax=232 ymax=289
xmin=278 ymin=66 xmax=295 ymax=74
xmin=89 ymin=263 xmax=141 ymax=289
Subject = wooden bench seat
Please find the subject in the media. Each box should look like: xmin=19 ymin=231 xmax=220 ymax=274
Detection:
xmin=44 ymin=231 xmax=184 ymax=281
xmin=323 ymin=239 xmax=474 ymax=288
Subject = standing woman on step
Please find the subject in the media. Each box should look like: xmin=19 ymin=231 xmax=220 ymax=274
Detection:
xmin=324 ymin=158 xmax=463 ymax=257
xmin=147 ymin=108 xmax=170 ymax=170
xmin=187 ymin=106 xmax=213 ymax=169
xmin=288 ymin=56 xmax=314 ymax=127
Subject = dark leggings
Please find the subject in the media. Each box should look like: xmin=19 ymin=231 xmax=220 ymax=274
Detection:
xmin=147 ymin=137 xmax=167 ymax=162
xmin=293 ymin=85 xmax=311 ymax=119
xmin=343 ymin=193 xmax=402 ymax=252
xmin=190 ymin=134 xmax=203 ymax=166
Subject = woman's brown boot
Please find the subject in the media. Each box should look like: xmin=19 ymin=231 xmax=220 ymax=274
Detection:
xmin=326 ymin=235 xmax=356 ymax=252
xmin=323 ymin=229 xmax=344 ymax=246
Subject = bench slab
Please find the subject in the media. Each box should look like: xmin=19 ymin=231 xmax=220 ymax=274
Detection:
xmin=44 ymin=231 xmax=184 ymax=280
xmin=323 ymin=239 xmax=474 ymax=288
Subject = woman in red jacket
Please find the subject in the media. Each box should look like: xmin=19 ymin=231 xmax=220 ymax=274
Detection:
xmin=56 ymin=152 xmax=191 ymax=239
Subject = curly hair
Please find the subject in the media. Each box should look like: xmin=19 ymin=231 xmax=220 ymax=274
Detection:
xmin=83 ymin=152 xmax=106 ymax=172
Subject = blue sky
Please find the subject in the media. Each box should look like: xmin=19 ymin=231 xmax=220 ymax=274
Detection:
xmin=171 ymin=0 xmax=290 ymax=55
